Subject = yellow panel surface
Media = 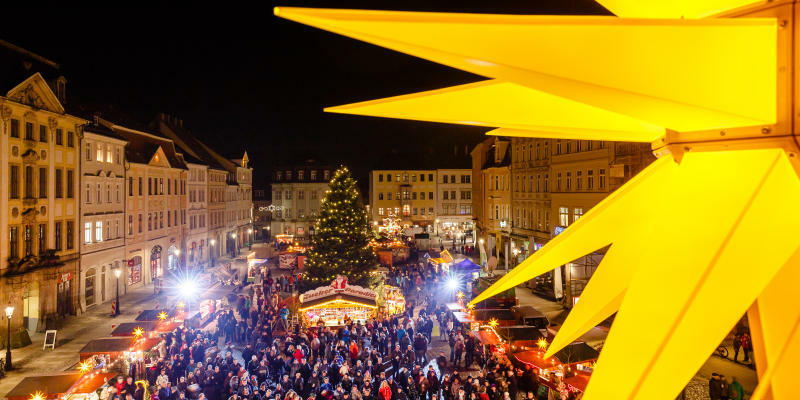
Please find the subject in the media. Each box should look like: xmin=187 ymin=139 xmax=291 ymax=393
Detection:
xmin=584 ymin=149 xmax=800 ymax=400
xmin=275 ymin=7 xmax=776 ymax=132
xmin=327 ymin=80 xmax=663 ymax=142
xmin=597 ymin=0 xmax=766 ymax=18
xmin=749 ymin=249 xmax=800 ymax=399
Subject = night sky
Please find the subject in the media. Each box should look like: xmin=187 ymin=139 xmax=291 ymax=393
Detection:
xmin=0 ymin=1 xmax=609 ymax=191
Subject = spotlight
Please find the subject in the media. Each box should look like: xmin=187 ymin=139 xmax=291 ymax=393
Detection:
xmin=446 ymin=278 xmax=459 ymax=291
xmin=178 ymin=279 xmax=199 ymax=298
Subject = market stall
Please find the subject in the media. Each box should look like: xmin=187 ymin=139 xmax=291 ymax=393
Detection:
xmin=512 ymin=342 xmax=598 ymax=397
xmin=6 ymin=372 xmax=117 ymax=400
xmin=451 ymin=258 xmax=482 ymax=281
xmin=299 ymin=275 xmax=377 ymax=327
xmin=78 ymin=337 xmax=162 ymax=362
xmin=381 ymin=285 xmax=406 ymax=315
xmin=135 ymin=309 xmax=178 ymax=322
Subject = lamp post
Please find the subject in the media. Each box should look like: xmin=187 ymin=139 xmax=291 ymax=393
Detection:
xmin=248 ymin=228 xmax=253 ymax=250
xmin=114 ymin=269 xmax=121 ymax=316
xmin=5 ymin=304 xmax=13 ymax=370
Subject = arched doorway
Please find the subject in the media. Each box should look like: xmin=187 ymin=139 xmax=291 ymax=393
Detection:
xmin=167 ymin=245 xmax=179 ymax=271
xmin=150 ymin=245 xmax=162 ymax=281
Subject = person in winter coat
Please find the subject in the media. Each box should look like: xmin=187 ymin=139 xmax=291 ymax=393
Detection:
xmin=727 ymin=377 xmax=744 ymax=400
xmin=379 ymin=381 xmax=392 ymax=400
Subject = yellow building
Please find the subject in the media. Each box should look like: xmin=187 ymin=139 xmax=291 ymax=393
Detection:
xmin=0 ymin=72 xmax=85 ymax=342
xmin=369 ymin=170 xmax=436 ymax=229
xmin=471 ymin=138 xmax=511 ymax=269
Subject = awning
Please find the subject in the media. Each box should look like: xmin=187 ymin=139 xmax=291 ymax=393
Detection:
xmin=110 ymin=321 xmax=177 ymax=336
xmin=299 ymin=294 xmax=377 ymax=311
xmin=551 ymin=342 xmax=600 ymax=365
xmin=430 ymin=250 xmax=454 ymax=264
xmin=445 ymin=303 xmax=462 ymax=312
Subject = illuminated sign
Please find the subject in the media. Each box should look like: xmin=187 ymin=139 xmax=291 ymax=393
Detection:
xmin=258 ymin=205 xmax=284 ymax=212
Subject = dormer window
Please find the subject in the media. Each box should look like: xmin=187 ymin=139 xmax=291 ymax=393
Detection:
xmin=311 ymin=170 xmax=317 ymax=180
xmin=298 ymin=170 xmax=304 ymax=181
xmin=276 ymin=171 xmax=282 ymax=181
xmin=286 ymin=170 xmax=292 ymax=180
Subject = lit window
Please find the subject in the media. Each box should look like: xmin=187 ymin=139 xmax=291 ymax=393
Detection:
xmin=574 ymin=208 xmax=584 ymax=223
xmin=95 ymin=221 xmax=103 ymax=242
xmin=559 ymin=207 xmax=570 ymax=226
xmin=84 ymin=222 xmax=93 ymax=244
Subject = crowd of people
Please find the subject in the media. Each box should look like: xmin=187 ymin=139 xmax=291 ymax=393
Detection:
xmin=98 ymin=257 xmax=562 ymax=400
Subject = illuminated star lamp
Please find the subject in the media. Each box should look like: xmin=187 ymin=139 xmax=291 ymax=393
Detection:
xmin=132 ymin=326 xmax=145 ymax=339
xmin=28 ymin=392 xmax=45 ymax=400
xmin=537 ymin=338 xmax=549 ymax=351
xmin=488 ymin=318 xmax=499 ymax=328
xmin=275 ymin=2 xmax=800 ymax=399
xmin=158 ymin=311 xmax=168 ymax=321
xmin=78 ymin=359 xmax=93 ymax=374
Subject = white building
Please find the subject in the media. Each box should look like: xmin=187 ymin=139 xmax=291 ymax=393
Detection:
xmin=271 ymin=161 xmax=332 ymax=244
xmin=79 ymin=122 xmax=127 ymax=310
xmin=186 ymin=161 xmax=209 ymax=267
xmin=435 ymin=169 xmax=474 ymax=244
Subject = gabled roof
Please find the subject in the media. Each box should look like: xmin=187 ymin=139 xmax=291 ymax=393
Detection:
xmin=98 ymin=117 xmax=187 ymax=170
xmin=154 ymin=115 xmax=231 ymax=172
xmin=5 ymin=72 xmax=64 ymax=114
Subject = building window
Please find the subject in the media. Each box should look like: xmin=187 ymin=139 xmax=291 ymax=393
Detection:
xmin=443 ymin=191 xmax=448 ymax=200
xmin=413 ymin=207 xmax=418 ymax=215
xmin=38 ymin=224 xmax=46 ymax=253
xmin=67 ymin=170 xmax=74 ymax=198
xmin=386 ymin=174 xmax=392 ymax=182
xmin=67 ymin=131 xmax=74 ymax=147
xmin=559 ymin=207 xmax=570 ymax=227
xmin=24 ymin=225 xmax=32 ymax=256
xmin=24 ymin=122 xmax=34 ymax=140
xmin=138 ymin=177 xmax=143 ymax=196
xmin=402 ymin=204 xmax=410 ymax=216
xmin=39 ymin=125 xmax=47 ymax=142
xmin=9 ymin=226 xmax=18 ymax=258
xmin=85 ymin=222 xmax=92 ymax=244
xmin=66 ymin=221 xmax=74 ymax=249
xmin=128 ymin=215 xmax=133 ymax=235
xmin=544 ymin=174 xmax=549 ymax=192
xmin=412 ymin=175 xmax=417 ymax=182
xmin=55 ymin=222 xmax=62 ymax=251
xmin=412 ymin=192 xmax=417 ymax=200
xmin=95 ymin=221 xmax=103 ymax=242
xmin=10 ymin=119 xmax=20 ymax=138
xmin=159 ymin=178 xmax=164 ymax=195
xmin=24 ymin=166 xmax=33 ymax=198
xmin=311 ymin=170 xmax=317 ymax=180
xmin=105 ymin=145 xmax=111 ymax=161
xmin=378 ymin=193 xmax=383 ymax=200
xmin=115 ymin=148 xmax=121 ymax=164
xmin=160 ymin=211 xmax=164 ymax=228
xmin=566 ymin=172 xmax=571 ymax=190
xmin=428 ymin=207 xmax=434 ymax=214
xmin=298 ymin=170 xmax=304 ymax=180
xmin=38 ymin=167 xmax=47 ymax=198
xmin=55 ymin=169 xmax=63 ymax=198
xmin=298 ymin=191 xmax=304 ymax=200
xmin=576 ymin=171 xmax=582 ymax=190
xmin=138 ymin=214 xmax=142 ymax=233
xmin=587 ymin=170 xmax=594 ymax=190
xmin=599 ymin=169 xmax=606 ymax=189
xmin=574 ymin=208 xmax=584 ymax=223
xmin=429 ymin=192 xmax=433 ymax=200
xmin=378 ymin=207 xmax=384 ymax=216
xmin=387 ymin=193 xmax=392 ymax=200
xmin=311 ymin=190 xmax=317 ymax=199
xmin=96 ymin=143 xmax=104 ymax=161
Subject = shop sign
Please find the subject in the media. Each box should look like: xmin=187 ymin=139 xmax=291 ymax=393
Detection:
xmin=58 ymin=272 xmax=72 ymax=283
xmin=300 ymin=275 xmax=377 ymax=303
xmin=553 ymin=226 xmax=567 ymax=236
xmin=259 ymin=205 xmax=284 ymax=212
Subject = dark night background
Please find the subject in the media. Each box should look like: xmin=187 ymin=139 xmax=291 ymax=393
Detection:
xmin=0 ymin=1 xmax=608 ymax=192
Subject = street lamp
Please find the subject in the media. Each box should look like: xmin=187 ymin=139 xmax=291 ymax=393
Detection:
xmin=5 ymin=304 xmax=13 ymax=370
xmin=114 ymin=269 xmax=121 ymax=316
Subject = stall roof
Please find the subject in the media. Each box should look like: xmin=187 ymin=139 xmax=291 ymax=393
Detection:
xmin=445 ymin=303 xmax=463 ymax=312
xmin=472 ymin=308 xmax=516 ymax=323
xmin=5 ymin=372 xmax=115 ymax=400
xmin=6 ymin=373 xmax=80 ymax=400
xmin=136 ymin=309 xmax=176 ymax=321
xmin=110 ymin=321 xmax=177 ymax=336
xmin=430 ymin=250 xmax=454 ymax=264
xmin=79 ymin=337 xmax=161 ymax=355
xmin=299 ymin=294 xmax=377 ymax=311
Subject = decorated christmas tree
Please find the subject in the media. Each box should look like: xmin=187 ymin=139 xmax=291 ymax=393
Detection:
xmin=300 ymin=166 xmax=377 ymax=291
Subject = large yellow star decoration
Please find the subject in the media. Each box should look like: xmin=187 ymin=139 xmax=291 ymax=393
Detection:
xmin=132 ymin=326 xmax=145 ymax=339
xmin=276 ymin=1 xmax=800 ymax=399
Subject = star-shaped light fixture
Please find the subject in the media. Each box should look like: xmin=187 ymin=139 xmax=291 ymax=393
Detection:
xmin=158 ymin=311 xmax=168 ymax=321
xmin=132 ymin=326 xmax=144 ymax=339
xmin=276 ymin=1 xmax=800 ymax=399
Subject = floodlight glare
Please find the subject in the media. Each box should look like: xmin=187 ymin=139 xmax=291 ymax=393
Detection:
xmin=178 ymin=279 xmax=199 ymax=298
xmin=446 ymin=278 xmax=459 ymax=291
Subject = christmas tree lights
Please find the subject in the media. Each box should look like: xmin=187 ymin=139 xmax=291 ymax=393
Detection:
xmin=301 ymin=167 xmax=377 ymax=291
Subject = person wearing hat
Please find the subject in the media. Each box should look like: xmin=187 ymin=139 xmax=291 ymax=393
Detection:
xmin=709 ymin=373 xmax=723 ymax=400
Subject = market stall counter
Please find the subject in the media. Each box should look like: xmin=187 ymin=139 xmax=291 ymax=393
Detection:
xmin=6 ymin=372 xmax=117 ymax=400
xmin=299 ymin=275 xmax=377 ymax=327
